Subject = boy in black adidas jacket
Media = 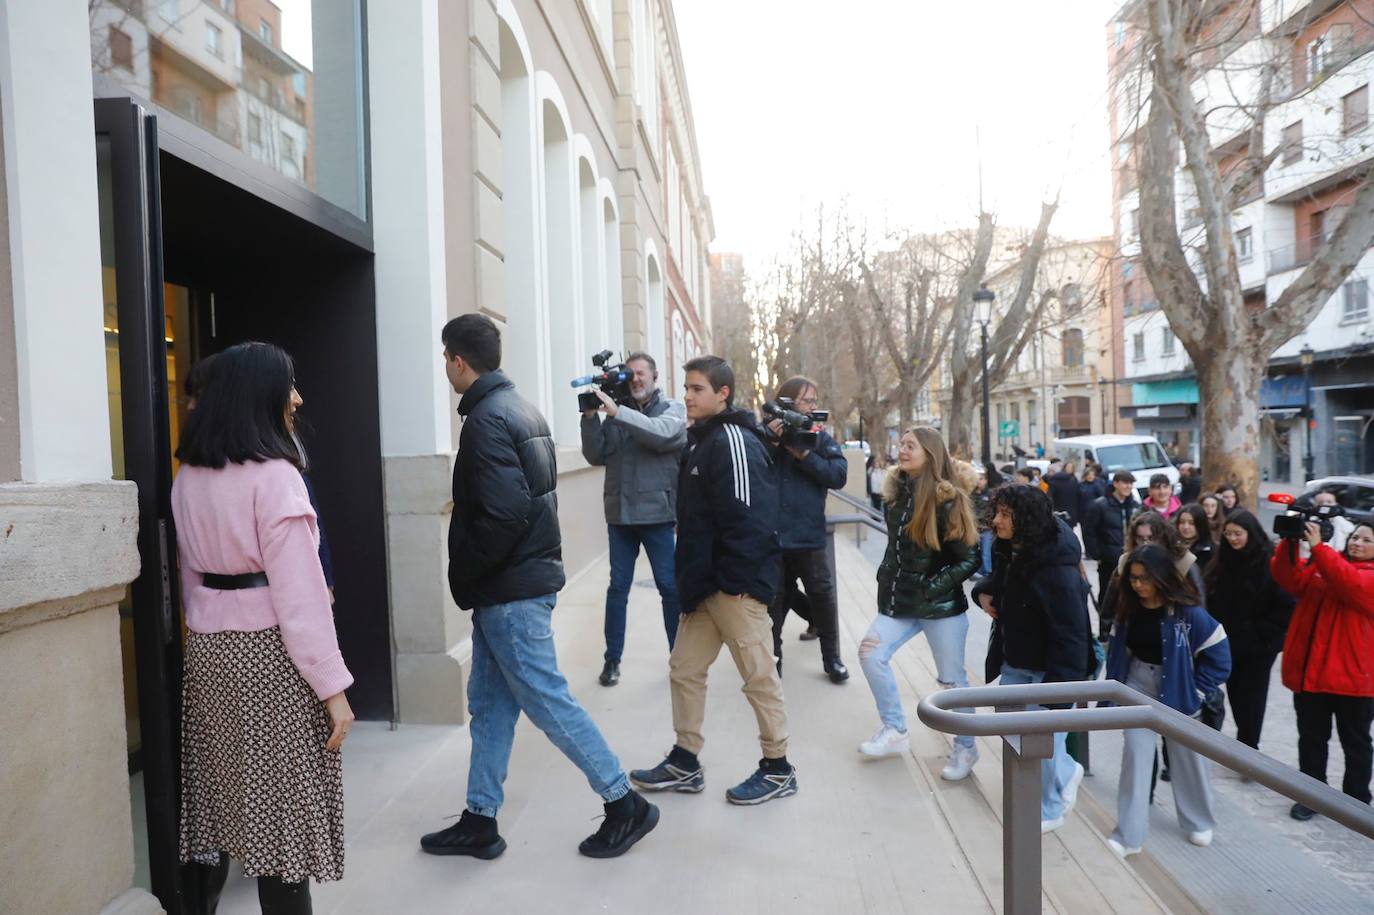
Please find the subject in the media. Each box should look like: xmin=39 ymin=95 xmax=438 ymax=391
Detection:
xmin=630 ymin=356 xmax=796 ymax=806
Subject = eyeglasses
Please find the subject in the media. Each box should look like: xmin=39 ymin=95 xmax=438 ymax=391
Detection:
xmin=795 ymin=397 xmax=819 ymax=407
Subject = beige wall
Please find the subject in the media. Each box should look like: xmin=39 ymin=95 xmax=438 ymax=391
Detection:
xmin=0 ymin=480 xmax=150 ymax=915
xmin=0 ymin=106 xmax=17 ymax=483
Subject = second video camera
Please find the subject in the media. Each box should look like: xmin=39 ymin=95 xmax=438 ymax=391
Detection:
xmin=1269 ymin=492 xmax=1344 ymax=542
xmin=570 ymin=350 xmax=634 ymax=412
xmin=762 ymin=397 xmax=829 ymax=450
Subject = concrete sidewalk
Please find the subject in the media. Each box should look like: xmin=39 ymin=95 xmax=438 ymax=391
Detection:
xmin=217 ymin=537 xmax=1170 ymax=914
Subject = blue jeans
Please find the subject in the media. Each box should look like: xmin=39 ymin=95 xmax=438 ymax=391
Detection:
xmin=998 ymin=664 xmax=1079 ymax=821
xmin=978 ymin=530 xmax=994 ymax=576
xmin=859 ymin=612 xmax=975 ymax=750
xmin=466 ymin=595 xmax=630 ymax=816
xmin=605 ymin=522 xmax=680 ymax=662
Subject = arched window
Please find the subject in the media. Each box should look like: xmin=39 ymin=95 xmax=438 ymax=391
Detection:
xmin=645 ymin=249 xmax=666 ymax=383
xmin=671 ymin=310 xmax=686 ymax=396
xmin=603 ymin=195 xmax=624 ymax=353
xmin=1061 ymin=328 xmax=1085 ymax=367
xmin=541 ymin=98 xmax=581 ymax=446
xmin=578 ymin=158 xmax=606 ymax=353
xmin=498 ymin=16 xmax=548 ymax=414
xmin=1058 ymin=396 xmax=1092 ymax=438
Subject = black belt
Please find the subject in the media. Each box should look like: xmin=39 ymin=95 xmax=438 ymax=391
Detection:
xmin=202 ymin=571 xmax=270 ymax=590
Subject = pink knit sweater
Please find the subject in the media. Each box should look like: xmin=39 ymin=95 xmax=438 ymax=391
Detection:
xmin=171 ymin=458 xmax=353 ymax=700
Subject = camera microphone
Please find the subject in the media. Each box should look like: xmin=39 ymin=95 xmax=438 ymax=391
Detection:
xmin=570 ymin=375 xmax=598 ymax=388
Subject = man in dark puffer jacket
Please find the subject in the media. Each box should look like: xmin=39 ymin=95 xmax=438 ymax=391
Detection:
xmin=420 ymin=314 xmax=658 ymax=863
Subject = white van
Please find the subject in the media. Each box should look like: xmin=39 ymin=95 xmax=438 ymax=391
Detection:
xmin=1052 ymin=434 xmax=1179 ymax=500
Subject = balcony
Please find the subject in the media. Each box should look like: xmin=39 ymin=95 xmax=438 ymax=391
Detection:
xmin=1266 ymin=234 xmax=1323 ymax=275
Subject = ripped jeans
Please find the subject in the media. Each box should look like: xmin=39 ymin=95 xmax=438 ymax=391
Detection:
xmin=858 ymin=612 xmax=974 ymax=749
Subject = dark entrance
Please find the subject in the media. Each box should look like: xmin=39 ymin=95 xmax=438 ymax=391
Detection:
xmin=98 ymin=97 xmax=389 ymax=915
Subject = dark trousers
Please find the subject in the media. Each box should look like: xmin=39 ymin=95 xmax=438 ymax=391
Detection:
xmin=1095 ymin=554 xmax=1119 ymax=635
xmin=1226 ymin=652 xmax=1277 ymax=749
xmin=195 ymin=854 xmax=312 ymax=914
xmin=604 ymin=522 xmax=679 ymax=662
xmin=768 ymin=546 xmax=842 ymax=667
xmin=1294 ymin=691 xmax=1374 ymax=804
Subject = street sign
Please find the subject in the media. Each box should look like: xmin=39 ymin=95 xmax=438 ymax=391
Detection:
xmin=998 ymin=420 xmax=1020 ymax=438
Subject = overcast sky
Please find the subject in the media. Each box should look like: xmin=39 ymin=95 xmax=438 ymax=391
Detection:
xmin=673 ymin=0 xmax=1123 ymax=265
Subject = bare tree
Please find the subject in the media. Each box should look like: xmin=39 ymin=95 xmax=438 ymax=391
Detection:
xmin=943 ymin=202 xmax=1060 ymax=458
xmin=1132 ymin=0 xmax=1374 ymax=497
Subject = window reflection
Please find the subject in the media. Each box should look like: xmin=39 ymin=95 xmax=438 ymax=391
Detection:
xmin=90 ymin=0 xmax=366 ymax=219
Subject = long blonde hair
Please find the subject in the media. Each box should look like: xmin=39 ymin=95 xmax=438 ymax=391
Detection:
xmin=901 ymin=427 xmax=978 ymax=549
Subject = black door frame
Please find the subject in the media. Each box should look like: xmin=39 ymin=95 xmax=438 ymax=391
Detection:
xmin=96 ymin=97 xmax=191 ymax=915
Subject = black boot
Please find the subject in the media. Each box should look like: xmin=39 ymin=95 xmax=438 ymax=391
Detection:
xmin=257 ymin=877 xmax=312 ymax=915
xmin=579 ymin=790 xmax=660 ymax=858
xmin=194 ymin=853 xmax=231 ymax=915
xmin=420 ymin=810 xmax=507 ymax=859
xmin=599 ymin=660 xmax=621 ymax=687
xmin=826 ymin=659 xmax=850 ymax=684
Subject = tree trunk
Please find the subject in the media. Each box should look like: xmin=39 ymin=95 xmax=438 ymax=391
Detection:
xmin=946 ymin=374 xmax=979 ymax=459
xmin=1196 ymin=348 xmax=1266 ymax=504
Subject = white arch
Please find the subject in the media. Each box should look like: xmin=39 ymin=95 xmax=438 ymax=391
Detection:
xmin=644 ymin=238 xmax=666 ymax=390
xmin=497 ymin=11 xmax=548 ymax=416
xmin=601 ymin=189 xmax=625 ymax=358
xmin=536 ymin=74 xmax=582 ymax=446
xmin=578 ymin=156 xmax=609 ymax=359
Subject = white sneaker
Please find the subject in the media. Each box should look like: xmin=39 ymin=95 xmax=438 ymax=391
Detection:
xmin=1188 ymin=829 xmax=1213 ymax=847
xmin=1040 ymin=816 xmax=1064 ymax=834
xmin=1107 ymin=837 xmax=1141 ymax=858
xmin=940 ymin=744 xmax=979 ymax=781
xmin=1062 ymin=761 xmax=1085 ymax=813
xmin=859 ymin=725 xmax=910 ymax=758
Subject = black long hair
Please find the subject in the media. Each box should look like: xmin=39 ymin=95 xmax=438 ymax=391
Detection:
xmin=990 ymin=482 xmax=1057 ymax=549
xmin=176 ymin=342 xmax=305 ymax=470
xmin=1125 ymin=509 xmax=1189 ymax=559
xmin=1174 ymin=502 xmax=1211 ymax=547
xmin=1116 ymin=543 xmax=1200 ymax=625
xmin=1205 ymin=507 xmax=1272 ymax=598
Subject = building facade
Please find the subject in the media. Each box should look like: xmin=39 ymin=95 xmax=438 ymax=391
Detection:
xmin=0 ymin=1 xmax=712 ymax=913
xmin=1108 ymin=0 xmax=1374 ymax=482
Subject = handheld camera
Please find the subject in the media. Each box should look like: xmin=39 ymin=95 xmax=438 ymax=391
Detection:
xmin=1268 ymin=492 xmax=1344 ymax=542
xmin=761 ymin=397 xmax=829 ymax=450
xmin=570 ymin=350 xmax=634 ymax=412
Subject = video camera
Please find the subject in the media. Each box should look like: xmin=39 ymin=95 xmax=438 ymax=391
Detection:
xmin=761 ymin=397 xmax=828 ymax=451
xmin=570 ymin=350 xmax=634 ymax=412
xmin=1268 ymin=492 xmax=1344 ymax=542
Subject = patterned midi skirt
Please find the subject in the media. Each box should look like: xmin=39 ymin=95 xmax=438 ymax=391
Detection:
xmin=179 ymin=626 xmax=345 ymax=883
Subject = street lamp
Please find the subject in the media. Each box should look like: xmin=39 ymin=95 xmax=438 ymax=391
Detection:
xmin=973 ymin=283 xmax=996 ymax=468
xmin=1098 ymin=376 xmax=1108 ymax=434
xmin=1300 ymin=343 xmax=1315 ymax=482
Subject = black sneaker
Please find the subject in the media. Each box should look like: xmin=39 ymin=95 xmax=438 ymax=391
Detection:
xmin=629 ymin=755 xmax=705 ymax=793
xmin=578 ymin=791 xmax=660 ymax=858
xmin=1290 ymin=802 xmax=1316 ymax=821
xmin=799 ymin=626 xmax=819 ymax=641
xmin=726 ymin=761 xmax=798 ymax=806
xmin=826 ymin=660 xmax=850 ymax=684
xmin=420 ymin=810 xmax=507 ymax=859
xmin=599 ymin=660 xmax=621 ymax=687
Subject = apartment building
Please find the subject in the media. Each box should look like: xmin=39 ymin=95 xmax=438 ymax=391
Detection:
xmin=0 ymin=2 xmax=712 ymax=912
xmin=1108 ymin=0 xmax=1374 ymax=480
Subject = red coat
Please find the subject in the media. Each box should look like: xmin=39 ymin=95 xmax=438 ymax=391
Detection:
xmin=1272 ymin=543 xmax=1374 ymax=697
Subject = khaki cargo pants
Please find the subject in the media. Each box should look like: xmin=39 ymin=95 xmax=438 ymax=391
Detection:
xmin=669 ymin=591 xmax=789 ymax=758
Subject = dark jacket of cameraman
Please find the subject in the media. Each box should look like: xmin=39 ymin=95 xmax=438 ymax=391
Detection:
xmin=448 ymin=371 xmax=564 ymax=611
xmin=675 ymin=407 xmax=781 ymax=613
xmin=580 ymin=389 xmax=686 ymax=525
xmin=773 ymin=427 xmax=848 ymax=551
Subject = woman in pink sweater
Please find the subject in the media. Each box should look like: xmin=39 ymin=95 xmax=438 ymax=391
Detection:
xmin=172 ymin=342 xmax=353 ymax=914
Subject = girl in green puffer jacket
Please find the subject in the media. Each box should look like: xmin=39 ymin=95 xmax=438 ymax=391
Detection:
xmin=857 ymin=427 xmax=982 ymax=782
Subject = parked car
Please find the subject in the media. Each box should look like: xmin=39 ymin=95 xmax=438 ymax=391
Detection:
xmin=1290 ymin=476 xmax=1374 ymax=528
xmin=1051 ymin=434 xmax=1179 ymax=501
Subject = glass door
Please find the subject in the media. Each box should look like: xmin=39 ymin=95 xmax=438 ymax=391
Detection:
xmin=96 ymin=97 xmax=195 ymax=915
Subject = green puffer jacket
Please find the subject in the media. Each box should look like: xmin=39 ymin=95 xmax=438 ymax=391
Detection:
xmin=876 ymin=466 xmax=980 ymax=619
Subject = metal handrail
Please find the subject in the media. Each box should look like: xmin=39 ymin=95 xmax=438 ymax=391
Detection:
xmin=917 ymin=679 xmax=1374 ymax=915
xmin=918 ymin=680 xmax=1374 ymax=837
xmin=828 ymin=488 xmax=885 ymax=524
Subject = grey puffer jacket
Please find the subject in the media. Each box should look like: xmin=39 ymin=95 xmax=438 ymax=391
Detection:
xmin=580 ymin=389 xmax=687 ymax=525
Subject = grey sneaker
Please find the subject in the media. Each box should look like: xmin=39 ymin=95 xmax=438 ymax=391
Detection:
xmin=629 ymin=757 xmax=705 ymax=793
xmin=725 ymin=762 xmax=798 ymax=806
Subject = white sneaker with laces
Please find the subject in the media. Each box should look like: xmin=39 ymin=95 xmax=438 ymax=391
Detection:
xmin=1062 ymin=761 xmax=1085 ymax=813
xmin=859 ymin=725 xmax=910 ymax=758
xmin=940 ymin=744 xmax=979 ymax=781
xmin=1107 ymin=837 xmax=1141 ymax=858
xmin=1187 ymin=829 xmax=1213 ymax=847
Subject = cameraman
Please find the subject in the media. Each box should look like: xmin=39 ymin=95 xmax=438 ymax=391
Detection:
xmin=1272 ymin=520 xmax=1374 ymax=821
xmin=1312 ymin=491 xmax=1355 ymax=552
xmin=581 ymin=353 xmax=687 ymax=687
xmin=764 ymin=376 xmax=850 ymax=683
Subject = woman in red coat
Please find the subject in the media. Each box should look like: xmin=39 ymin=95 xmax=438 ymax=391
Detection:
xmin=1272 ymin=521 xmax=1374 ymax=821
